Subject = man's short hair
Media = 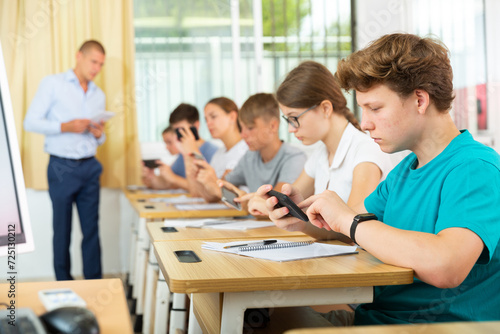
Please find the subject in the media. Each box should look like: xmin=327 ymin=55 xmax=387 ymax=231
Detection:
xmin=79 ymin=40 xmax=105 ymax=55
xmin=335 ymin=33 xmax=454 ymax=112
xmin=239 ymin=93 xmax=279 ymax=126
xmin=169 ymin=103 xmax=200 ymax=125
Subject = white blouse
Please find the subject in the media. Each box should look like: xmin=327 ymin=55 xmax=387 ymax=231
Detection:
xmin=304 ymin=123 xmax=396 ymax=202
xmin=210 ymin=139 xmax=249 ymax=178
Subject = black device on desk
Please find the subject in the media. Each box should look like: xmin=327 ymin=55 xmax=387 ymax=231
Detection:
xmin=267 ymin=190 xmax=309 ymax=222
xmin=40 ymin=306 xmax=99 ymax=334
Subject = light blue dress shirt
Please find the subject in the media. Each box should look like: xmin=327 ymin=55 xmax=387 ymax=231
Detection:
xmin=24 ymin=69 xmax=106 ymax=159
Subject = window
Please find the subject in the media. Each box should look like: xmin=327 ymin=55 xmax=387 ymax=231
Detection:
xmin=134 ymin=0 xmax=352 ymax=143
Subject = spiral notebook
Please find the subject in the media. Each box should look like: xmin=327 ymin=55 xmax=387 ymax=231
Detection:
xmin=201 ymin=239 xmax=358 ymax=262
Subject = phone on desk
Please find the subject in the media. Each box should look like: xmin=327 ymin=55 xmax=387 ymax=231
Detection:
xmin=267 ymin=190 xmax=309 ymax=222
xmin=221 ymin=186 xmax=242 ymax=210
xmin=143 ymin=159 xmax=160 ymax=169
xmin=175 ymin=126 xmax=200 ymax=141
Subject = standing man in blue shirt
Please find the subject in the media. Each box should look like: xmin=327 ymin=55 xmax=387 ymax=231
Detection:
xmin=24 ymin=40 xmax=107 ymax=280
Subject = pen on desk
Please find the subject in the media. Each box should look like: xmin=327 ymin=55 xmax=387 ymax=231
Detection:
xmin=224 ymin=239 xmax=277 ymax=249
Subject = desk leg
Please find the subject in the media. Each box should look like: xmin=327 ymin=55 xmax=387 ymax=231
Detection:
xmin=142 ymin=246 xmax=158 ymax=334
xmin=169 ymin=293 xmax=187 ymax=333
xmin=220 ymin=287 xmax=373 ymax=334
xmin=133 ymin=217 xmax=149 ymax=321
xmin=188 ymin=294 xmax=202 ymax=334
xmin=154 ymin=271 xmax=170 ymax=334
xmin=119 ymin=192 xmax=136 ymax=290
xmin=128 ymin=227 xmax=137 ymax=299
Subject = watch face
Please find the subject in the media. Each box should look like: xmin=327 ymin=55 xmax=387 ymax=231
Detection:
xmin=355 ymin=213 xmax=377 ymax=222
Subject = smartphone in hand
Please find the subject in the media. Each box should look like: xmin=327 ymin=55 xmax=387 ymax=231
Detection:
xmin=143 ymin=159 xmax=160 ymax=169
xmin=175 ymin=126 xmax=200 ymax=141
xmin=221 ymin=186 xmax=242 ymax=210
xmin=267 ymin=190 xmax=308 ymax=222
xmin=190 ymin=152 xmax=205 ymax=161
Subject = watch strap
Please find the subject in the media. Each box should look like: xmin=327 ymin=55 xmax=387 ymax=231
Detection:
xmin=350 ymin=213 xmax=377 ymax=245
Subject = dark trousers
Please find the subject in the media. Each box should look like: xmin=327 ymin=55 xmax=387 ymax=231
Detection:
xmin=48 ymin=155 xmax=102 ymax=280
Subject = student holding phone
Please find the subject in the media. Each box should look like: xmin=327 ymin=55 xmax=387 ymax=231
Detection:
xmin=141 ymin=103 xmax=218 ymax=190
xmin=186 ymin=97 xmax=248 ymax=199
xmin=261 ymin=33 xmax=500 ymax=327
xmin=251 ymin=61 xmax=395 ymax=231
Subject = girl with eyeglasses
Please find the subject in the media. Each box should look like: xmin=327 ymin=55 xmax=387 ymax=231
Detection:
xmin=251 ymin=60 xmax=396 ymax=239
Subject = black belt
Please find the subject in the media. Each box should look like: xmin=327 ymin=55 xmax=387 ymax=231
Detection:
xmin=50 ymin=155 xmax=94 ymax=162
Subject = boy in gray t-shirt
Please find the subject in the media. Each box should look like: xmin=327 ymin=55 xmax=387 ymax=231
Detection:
xmin=222 ymin=93 xmax=306 ymax=214
xmin=225 ymin=93 xmax=306 ymax=192
xmin=198 ymin=93 xmax=306 ymax=209
xmin=225 ymin=142 xmax=305 ymax=193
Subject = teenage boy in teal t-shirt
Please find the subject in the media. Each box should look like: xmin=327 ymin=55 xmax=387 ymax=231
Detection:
xmin=259 ymin=33 xmax=500 ymax=326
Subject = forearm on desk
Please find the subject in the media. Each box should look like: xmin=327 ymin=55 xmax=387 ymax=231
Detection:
xmin=303 ymin=223 xmax=353 ymax=243
xmin=350 ymin=220 xmax=483 ymax=288
xmin=164 ymin=174 xmax=189 ymax=191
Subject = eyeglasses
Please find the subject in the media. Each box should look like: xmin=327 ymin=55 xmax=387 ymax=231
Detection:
xmin=281 ymin=104 xmax=318 ymax=128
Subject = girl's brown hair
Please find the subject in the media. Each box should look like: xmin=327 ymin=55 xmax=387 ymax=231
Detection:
xmin=206 ymin=97 xmax=241 ymax=131
xmin=335 ymin=33 xmax=454 ymax=112
xmin=276 ymin=60 xmax=361 ymax=130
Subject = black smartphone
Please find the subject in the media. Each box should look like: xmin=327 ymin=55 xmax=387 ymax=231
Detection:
xmin=267 ymin=190 xmax=309 ymax=222
xmin=175 ymin=126 xmax=200 ymax=141
xmin=174 ymin=250 xmax=202 ymax=263
xmin=143 ymin=159 xmax=160 ymax=169
xmin=221 ymin=186 xmax=242 ymax=210
xmin=161 ymin=226 xmax=178 ymax=233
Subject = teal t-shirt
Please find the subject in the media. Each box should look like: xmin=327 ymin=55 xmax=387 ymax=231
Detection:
xmin=357 ymin=130 xmax=500 ymax=325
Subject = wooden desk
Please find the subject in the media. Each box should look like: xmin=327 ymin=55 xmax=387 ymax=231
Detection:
xmin=0 ymin=279 xmax=132 ymax=334
xmin=127 ymin=196 xmax=246 ymax=333
xmin=144 ymin=221 xmax=306 ymax=334
xmin=154 ymin=238 xmax=414 ymax=333
xmin=122 ymin=186 xmax=188 ymax=200
xmin=130 ymin=199 xmax=248 ymax=219
xmin=147 ymin=221 xmax=305 ymax=242
xmin=285 ymin=321 xmax=500 ymax=334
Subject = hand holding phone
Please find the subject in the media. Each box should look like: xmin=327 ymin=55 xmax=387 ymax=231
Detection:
xmin=190 ymin=152 xmax=206 ymax=161
xmin=267 ymin=190 xmax=309 ymax=222
xmin=221 ymin=186 xmax=242 ymax=210
xmin=143 ymin=159 xmax=160 ymax=169
xmin=175 ymin=126 xmax=200 ymax=141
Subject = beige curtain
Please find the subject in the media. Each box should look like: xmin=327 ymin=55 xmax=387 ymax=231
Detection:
xmin=0 ymin=0 xmax=141 ymax=189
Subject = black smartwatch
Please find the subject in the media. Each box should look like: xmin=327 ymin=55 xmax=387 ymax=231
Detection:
xmin=350 ymin=213 xmax=377 ymax=245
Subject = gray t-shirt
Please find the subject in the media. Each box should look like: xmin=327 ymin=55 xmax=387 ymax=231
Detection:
xmin=225 ymin=142 xmax=307 ymax=192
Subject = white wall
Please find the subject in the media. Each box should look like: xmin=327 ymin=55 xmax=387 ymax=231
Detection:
xmin=18 ymin=188 xmax=131 ymax=281
xmin=485 ymin=0 xmax=500 ymax=153
xmin=355 ymin=0 xmax=500 ymax=153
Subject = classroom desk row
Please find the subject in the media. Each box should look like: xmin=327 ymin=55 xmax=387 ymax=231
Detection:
xmin=122 ymin=187 xmax=499 ymax=334
xmin=122 ymin=187 xmax=307 ymax=333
